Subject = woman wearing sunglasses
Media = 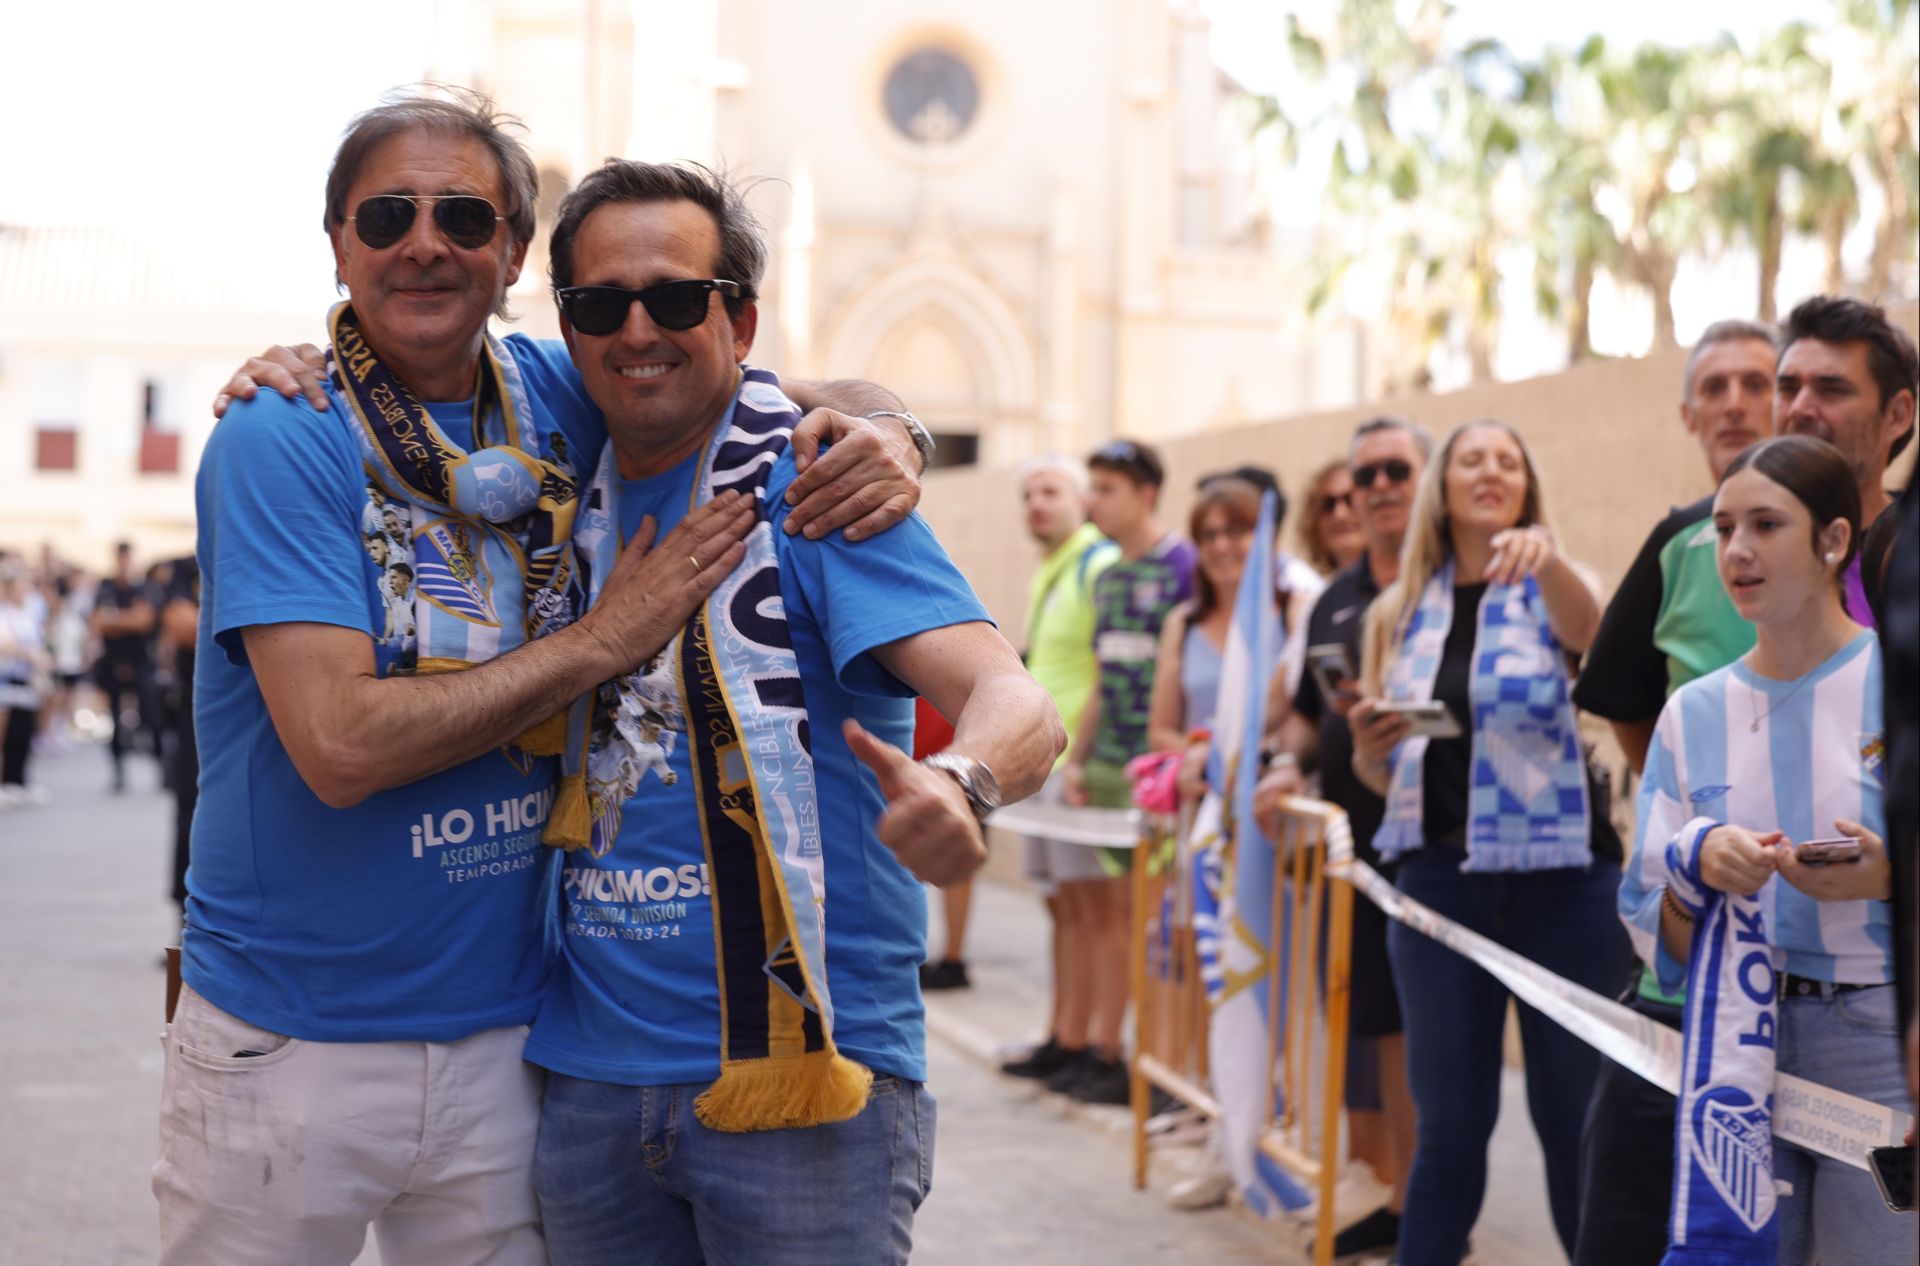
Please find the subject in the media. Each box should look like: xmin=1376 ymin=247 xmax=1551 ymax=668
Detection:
xmin=1349 ymin=419 xmax=1629 ymax=1266
xmin=1621 ymin=436 xmax=1909 ymax=1266
xmin=1297 ymin=457 xmax=1366 ymax=577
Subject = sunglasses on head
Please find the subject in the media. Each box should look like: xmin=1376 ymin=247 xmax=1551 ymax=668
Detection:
xmin=349 ymin=194 xmax=500 ymax=251
xmin=555 ymin=280 xmax=744 ymax=336
xmin=1352 ymin=459 xmax=1413 ymax=488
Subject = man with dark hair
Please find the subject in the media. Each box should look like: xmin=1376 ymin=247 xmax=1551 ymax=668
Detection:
xmin=517 ymin=158 xmax=1064 ymax=1263
xmin=168 ymin=94 xmax=928 ymax=1265
xmin=91 ymin=539 xmax=159 ymax=791
xmin=1775 ymin=295 xmax=1917 ymax=625
xmin=1258 ymin=414 xmax=1432 ymax=1254
xmin=1055 ymin=438 xmax=1197 ymax=1105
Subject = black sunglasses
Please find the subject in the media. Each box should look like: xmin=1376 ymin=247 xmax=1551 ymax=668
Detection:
xmin=555 ymin=280 xmax=744 ymax=336
xmin=1317 ymin=490 xmax=1354 ymax=515
xmin=349 ymin=194 xmax=500 ymax=251
xmin=1352 ymin=459 xmax=1413 ymax=488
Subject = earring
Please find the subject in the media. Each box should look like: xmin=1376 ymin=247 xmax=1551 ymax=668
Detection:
xmin=1824 ymin=553 xmax=1838 ymax=565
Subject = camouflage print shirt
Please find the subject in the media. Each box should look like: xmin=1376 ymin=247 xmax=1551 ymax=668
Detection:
xmin=1089 ymin=535 xmax=1198 ymax=766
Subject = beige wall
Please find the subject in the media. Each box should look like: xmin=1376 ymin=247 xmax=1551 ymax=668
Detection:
xmin=924 ymin=302 xmax=1920 ymax=635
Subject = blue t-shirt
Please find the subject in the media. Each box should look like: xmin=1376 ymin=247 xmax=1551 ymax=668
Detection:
xmin=184 ymin=334 xmax=601 ymax=1042
xmin=523 ymin=441 xmax=991 ymax=1086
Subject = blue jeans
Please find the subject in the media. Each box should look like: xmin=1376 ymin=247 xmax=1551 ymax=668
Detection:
xmin=1388 ymin=850 xmax=1632 ymax=1266
xmin=533 ymin=1072 xmax=935 ymax=1266
xmin=1773 ymin=984 xmax=1916 ymax=1266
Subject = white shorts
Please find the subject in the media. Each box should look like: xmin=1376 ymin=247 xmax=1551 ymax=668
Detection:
xmin=1020 ymin=769 xmax=1111 ymax=892
xmin=153 ymin=982 xmax=546 ymax=1266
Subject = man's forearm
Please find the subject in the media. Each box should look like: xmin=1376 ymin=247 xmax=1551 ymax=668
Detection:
xmin=948 ymin=670 xmax=1066 ymax=804
xmin=785 ymin=377 xmax=904 ymax=416
xmin=249 ymin=620 xmax=620 ymax=808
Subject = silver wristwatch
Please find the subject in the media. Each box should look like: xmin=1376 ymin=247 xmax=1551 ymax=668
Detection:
xmin=920 ymin=753 xmax=1003 ymax=824
xmin=865 ymin=409 xmax=936 ymax=471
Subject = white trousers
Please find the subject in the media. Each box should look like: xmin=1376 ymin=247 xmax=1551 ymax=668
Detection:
xmin=153 ymin=983 xmax=546 ymax=1266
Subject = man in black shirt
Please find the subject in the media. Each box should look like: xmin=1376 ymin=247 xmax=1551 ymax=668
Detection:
xmin=90 ymin=541 xmax=159 ymax=792
xmin=1257 ymin=415 xmax=1431 ymax=1259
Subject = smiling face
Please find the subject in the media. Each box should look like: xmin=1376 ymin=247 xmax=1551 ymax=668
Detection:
xmin=1312 ymin=466 xmax=1364 ymax=567
xmin=1682 ymin=338 xmax=1775 ymax=480
xmin=560 ymin=198 xmax=757 ymax=479
xmin=1441 ymin=423 xmax=1531 ymax=536
xmin=328 ymin=129 xmax=525 ymax=391
xmin=1349 ymin=428 xmax=1425 ymax=556
xmin=1775 ymin=337 xmax=1913 ymax=495
xmin=1194 ymin=505 xmax=1253 ymax=597
xmin=1713 ymin=466 xmax=1850 ymax=628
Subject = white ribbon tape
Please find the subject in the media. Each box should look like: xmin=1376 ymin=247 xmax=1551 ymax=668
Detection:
xmin=1321 ymin=816 xmax=1912 ymax=1172
xmin=986 ymin=801 xmax=1143 ymax=850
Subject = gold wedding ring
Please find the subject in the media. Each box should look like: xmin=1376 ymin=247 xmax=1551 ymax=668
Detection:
xmin=689 ymin=554 xmax=703 ymax=573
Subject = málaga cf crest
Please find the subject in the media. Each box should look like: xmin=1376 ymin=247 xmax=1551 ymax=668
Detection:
xmin=1692 ymin=1088 xmax=1775 ymax=1232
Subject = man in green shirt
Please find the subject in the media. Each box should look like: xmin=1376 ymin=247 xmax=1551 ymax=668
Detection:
xmin=1570 ymin=317 xmax=1776 ymax=1266
xmin=999 ymin=456 xmax=1119 ymax=1081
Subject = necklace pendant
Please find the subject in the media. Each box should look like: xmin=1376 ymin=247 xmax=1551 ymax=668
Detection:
xmin=1750 ymin=719 xmax=1762 ymax=733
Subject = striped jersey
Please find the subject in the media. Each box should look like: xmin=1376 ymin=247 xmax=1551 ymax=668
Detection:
xmin=1621 ymin=629 xmax=1891 ymax=988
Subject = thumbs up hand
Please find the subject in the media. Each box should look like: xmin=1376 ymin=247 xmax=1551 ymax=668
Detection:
xmin=844 ymin=719 xmax=988 ymax=889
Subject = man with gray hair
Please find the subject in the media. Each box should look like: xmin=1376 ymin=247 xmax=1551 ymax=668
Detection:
xmin=1568 ymin=316 xmax=1779 ymax=1266
xmin=996 ymin=454 xmax=1118 ymax=1077
xmin=167 ymin=92 xmax=927 ymax=1265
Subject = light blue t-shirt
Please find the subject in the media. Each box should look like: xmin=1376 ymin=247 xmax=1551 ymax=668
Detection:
xmin=523 ymin=440 xmax=991 ymax=1086
xmin=184 ymin=334 xmax=601 ymax=1042
xmin=1621 ymin=631 xmax=1891 ymax=989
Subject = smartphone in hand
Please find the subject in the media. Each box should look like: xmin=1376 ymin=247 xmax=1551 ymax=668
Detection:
xmin=1794 ymin=836 xmax=1863 ymax=866
xmin=1868 ymin=1143 xmax=1916 ymax=1213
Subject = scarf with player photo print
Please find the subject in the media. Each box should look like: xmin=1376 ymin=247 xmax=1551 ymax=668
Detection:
xmin=327 ymin=302 xmax=598 ymax=846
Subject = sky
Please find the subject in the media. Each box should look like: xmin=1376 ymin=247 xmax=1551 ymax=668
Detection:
xmin=0 ymin=0 xmax=1860 ymax=370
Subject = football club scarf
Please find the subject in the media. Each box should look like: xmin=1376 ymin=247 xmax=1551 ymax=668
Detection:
xmin=1662 ymin=821 xmax=1781 ymax=1264
xmin=1375 ymin=561 xmax=1591 ymax=872
xmin=570 ymin=366 xmax=870 ymax=1132
xmin=327 ymin=304 xmax=595 ymax=845
xmin=1193 ymin=491 xmax=1313 ymax=1216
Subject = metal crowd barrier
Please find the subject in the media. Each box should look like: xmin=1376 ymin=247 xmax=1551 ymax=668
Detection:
xmin=1125 ymin=795 xmax=1354 ymax=1266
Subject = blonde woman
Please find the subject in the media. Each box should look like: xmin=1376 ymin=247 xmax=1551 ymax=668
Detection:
xmin=1350 ymin=419 xmax=1630 ymax=1266
xmin=1297 ymin=456 xmax=1365 ymax=577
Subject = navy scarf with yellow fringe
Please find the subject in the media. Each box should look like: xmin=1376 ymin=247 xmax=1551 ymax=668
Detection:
xmin=327 ymin=303 xmax=596 ymax=846
xmin=570 ymin=366 xmax=871 ymax=1132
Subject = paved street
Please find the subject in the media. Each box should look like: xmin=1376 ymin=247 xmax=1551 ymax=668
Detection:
xmin=1 ymin=745 xmax=1561 ymax=1265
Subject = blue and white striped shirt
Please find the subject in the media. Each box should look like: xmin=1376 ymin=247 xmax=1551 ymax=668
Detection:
xmin=1621 ymin=630 xmax=1891 ymax=987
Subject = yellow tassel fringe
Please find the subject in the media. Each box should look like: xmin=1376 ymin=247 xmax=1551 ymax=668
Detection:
xmin=693 ymin=1051 xmax=874 ymax=1133
xmin=541 ymin=773 xmax=592 ymax=850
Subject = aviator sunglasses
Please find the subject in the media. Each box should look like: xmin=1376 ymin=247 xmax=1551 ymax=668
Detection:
xmin=1352 ymin=459 xmax=1413 ymax=488
xmin=556 ymin=280 xmax=744 ymax=336
xmin=349 ymin=194 xmax=501 ymax=251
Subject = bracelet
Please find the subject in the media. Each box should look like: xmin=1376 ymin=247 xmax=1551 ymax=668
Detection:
xmin=1661 ymin=887 xmax=1695 ymax=924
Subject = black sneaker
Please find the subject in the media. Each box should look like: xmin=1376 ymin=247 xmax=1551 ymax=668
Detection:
xmin=1043 ymin=1048 xmax=1100 ymax=1093
xmin=1317 ymin=1206 xmax=1399 ymax=1261
xmin=1000 ymin=1038 xmax=1077 ymax=1080
xmin=918 ymin=959 xmax=971 ymax=991
xmin=1065 ymin=1053 xmax=1131 ymax=1105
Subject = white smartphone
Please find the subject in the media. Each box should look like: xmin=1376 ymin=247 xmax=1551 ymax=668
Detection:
xmin=1373 ymin=700 xmax=1463 ymax=740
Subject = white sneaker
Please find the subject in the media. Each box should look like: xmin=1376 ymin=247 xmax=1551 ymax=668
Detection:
xmin=1167 ymin=1164 xmax=1234 ymax=1210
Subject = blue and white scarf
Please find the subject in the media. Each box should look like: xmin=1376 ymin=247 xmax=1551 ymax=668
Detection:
xmin=1375 ymin=561 xmax=1591 ymax=871
xmin=328 ymin=303 xmax=594 ymax=844
xmin=570 ymin=366 xmax=870 ymax=1132
xmin=1662 ymin=821 xmax=1781 ymax=1265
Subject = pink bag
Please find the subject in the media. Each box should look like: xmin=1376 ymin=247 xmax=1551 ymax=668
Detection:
xmin=1125 ymin=750 xmax=1183 ymax=816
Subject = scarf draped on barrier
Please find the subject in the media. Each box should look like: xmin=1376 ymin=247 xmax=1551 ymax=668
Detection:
xmin=570 ymin=367 xmax=871 ymax=1132
xmin=1190 ymin=491 xmax=1312 ymax=1216
xmin=1661 ymin=823 xmax=1781 ymax=1265
xmin=1375 ymin=562 xmax=1590 ymax=871
xmin=327 ymin=304 xmax=594 ymax=845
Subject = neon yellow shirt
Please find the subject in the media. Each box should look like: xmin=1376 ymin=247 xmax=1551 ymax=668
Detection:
xmin=1024 ymin=523 xmax=1118 ymax=770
